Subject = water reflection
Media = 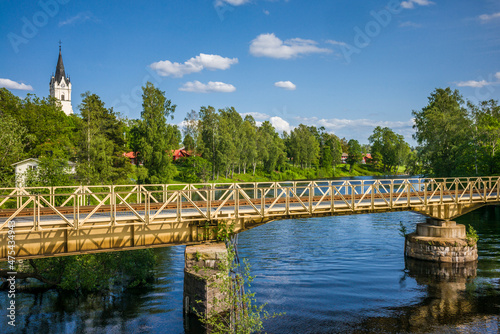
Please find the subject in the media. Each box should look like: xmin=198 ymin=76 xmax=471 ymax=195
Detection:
xmin=354 ymin=259 xmax=499 ymax=333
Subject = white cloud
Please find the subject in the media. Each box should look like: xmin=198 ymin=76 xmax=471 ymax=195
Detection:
xmin=0 ymin=78 xmax=33 ymax=91
xmin=479 ymin=12 xmax=500 ymax=22
xmin=274 ymin=81 xmax=296 ymax=90
xmin=179 ymin=81 xmax=236 ymax=93
xmin=296 ymin=117 xmax=414 ymax=131
xmin=215 ymin=0 xmax=250 ymax=6
xmin=326 ymin=40 xmax=347 ymax=46
xmin=401 ymin=0 xmax=434 ymax=9
xmin=249 ymin=33 xmax=331 ymax=59
xmin=456 ymin=80 xmax=491 ymax=88
xmin=59 ymin=11 xmax=98 ymax=27
xmin=150 ymin=53 xmax=238 ymax=78
xmin=270 ymin=116 xmax=293 ymax=132
xmin=240 ymin=112 xmax=270 ymax=120
xmin=263 ymin=10 xmax=270 ymax=15
xmin=496 ymin=72 xmax=500 ymax=80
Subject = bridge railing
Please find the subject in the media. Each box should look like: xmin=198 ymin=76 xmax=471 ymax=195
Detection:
xmin=1 ymin=176 xmax=499 ymax=233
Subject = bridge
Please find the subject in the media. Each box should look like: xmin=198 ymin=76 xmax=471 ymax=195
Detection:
xmin=1 ymin=176 xmax=500 ymax=260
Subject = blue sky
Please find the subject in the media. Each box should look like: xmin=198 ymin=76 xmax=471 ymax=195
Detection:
xmin=1 ymin=0 xmax=500 ymax=145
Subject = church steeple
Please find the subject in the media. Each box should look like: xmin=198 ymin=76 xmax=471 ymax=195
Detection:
xmin=54 ymin=42 xmax=70 ymax=84
xmin=50 ymin=42 xmax=73 ymax=115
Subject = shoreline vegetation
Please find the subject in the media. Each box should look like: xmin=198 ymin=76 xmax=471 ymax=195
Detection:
xmin=167 ymin=163 xmax=406 ymax=185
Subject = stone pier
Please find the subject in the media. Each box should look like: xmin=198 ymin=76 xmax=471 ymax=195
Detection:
xmin=405 ymin=219 xmax=477 ymax=263
xmin=183 ymin=243 xmax=228 ymax=318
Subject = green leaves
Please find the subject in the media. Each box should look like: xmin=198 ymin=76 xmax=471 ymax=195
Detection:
xmin=77 ymin=92 xmax=131 ymax=185
xmin=347 ymin=139 xmax=363 ymax=173
xmin=369 ymin=126 xmax=410 ymax=173
xmin=413 ymin=88 xmax=500 ymax=177
xmin=137 ymin=82 xmax=177 ymax=184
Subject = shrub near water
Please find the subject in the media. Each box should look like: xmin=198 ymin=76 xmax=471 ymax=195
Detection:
xmin=13 ymin=249 xmax=156 ymax=292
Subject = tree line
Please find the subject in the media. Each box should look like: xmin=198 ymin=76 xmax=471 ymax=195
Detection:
xmin=2 ymin=83 xmax=497 ymax=189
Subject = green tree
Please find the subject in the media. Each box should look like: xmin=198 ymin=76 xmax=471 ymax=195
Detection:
xmin=0 ymin=114 xmax=31 ymax=186
xmin=0 ymin=88 xmax=76 ymax=159
xmin=24 ymin=156 xmax=75 ymax=187
xmin=289 ymin=124 xmax=320 ymax=169
xmin=218 ymin=107 xmax=242 ymax=178
xmin=199 ymin=106 xmax=220 ymax=179
xmin=183 ymin=110 xmax=200 ymax=152
xmin=369 ymin=126 xmax=410 ymax=173
xmin=77 ymin=92 xmax=131 ymax=184
xmin=413 ymin=88 xmax=472 ymax=176
xmin=241 ymin=116 xmax=258 ymax=175
xmin=321 ymin=132 xmax=342 ymax=174
xmin=258 ymin=121 xmax=286 ymax=173
xmin=137 ymin=82 xmax=177 ymax=184
xmin=468 ymin=99 xmax=500 ymax=175
xmin=347 ymin=139 xmax=363 ymax=172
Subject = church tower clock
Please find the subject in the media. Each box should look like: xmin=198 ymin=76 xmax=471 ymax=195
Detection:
xmin=49 ymin=44 xmax=73 ymax=115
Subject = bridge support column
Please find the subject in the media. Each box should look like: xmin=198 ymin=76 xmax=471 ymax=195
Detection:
xmin=405 ymin=219 xmax=477 ymax=263
xmin=183 ymin=243 xmax=228 ymax=319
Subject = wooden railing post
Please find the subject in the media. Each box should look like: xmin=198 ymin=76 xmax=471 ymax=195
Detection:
xmin=309 ymin=185 xmax=313 ymax=214
xmin=351 ymin=184 xmax=355 ymax=210
xmin=235 ymin=189 xmax=239 ymax=219
xmin=177 ymin=191 xmax=181 ymax=222
xmin=34 ymin=195 xmax=39 ymax=231
xmin=207 ymin=189 xmax=212 ymax=221
xmin=145 ymin=191 xmax=150 ymax=225
xmin=440 ymin=181 xmax=444 ymax=204
xmin=390 ymin=181 xmax=394 ymax=208
xmin=371 ymin=184 xmax=374 ymax=210
xmin=330 ymin=182 xmax=334 ymax=213
xmin=260 ymin=189 xmax=265 ymax=217
xmin=407 ymin=181 xmax=410 ymax=207
xmin=469 ymin=178 xmax=473 ymax=203
xmin=423 ymin=180 xmax=427 ymax=206
xmin=286 ymin=187 xmax=290 ymax=215
xmin=111 ymin=186 xmax=116 ymax=226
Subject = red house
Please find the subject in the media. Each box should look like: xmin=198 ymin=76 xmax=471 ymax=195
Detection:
xmin=123 ymin=151 xmax=140 ymax=165
xmin=124 ymin=148 xmax=193 ymax=164
xmin=172 ymin=148 xmax=191 ymax=161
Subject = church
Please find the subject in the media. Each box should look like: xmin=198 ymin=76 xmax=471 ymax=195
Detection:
xmin=49 ymin=45 xmax=73 ymax=115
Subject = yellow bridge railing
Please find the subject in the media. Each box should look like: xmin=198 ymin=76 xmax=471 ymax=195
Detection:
xmin=1 ymin=176 xmax=499 ymax=259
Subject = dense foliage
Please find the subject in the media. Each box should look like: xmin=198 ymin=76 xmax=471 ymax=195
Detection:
xmin=413 ymin=88 xmax=500 ymax=176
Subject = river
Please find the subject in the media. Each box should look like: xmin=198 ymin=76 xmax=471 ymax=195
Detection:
xmin=1 ymin=179 xmax=500 ymax=333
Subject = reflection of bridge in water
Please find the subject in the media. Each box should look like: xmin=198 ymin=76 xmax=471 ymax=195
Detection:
xmin=1 ymin=177 xmax=500 ymax=260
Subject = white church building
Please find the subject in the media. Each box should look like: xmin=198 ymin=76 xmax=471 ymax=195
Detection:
xmin=49 ymin=45 xmax=73 ymax=115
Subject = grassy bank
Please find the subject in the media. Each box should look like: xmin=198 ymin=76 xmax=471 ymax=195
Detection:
xmin=169 ymin=163 xmax=406 ymax=184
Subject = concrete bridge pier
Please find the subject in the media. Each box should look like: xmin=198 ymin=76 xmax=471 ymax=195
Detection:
xmin=183 ymin=243 xmax=228 ymax=320
xmin=405 ymin=218 xmax=477 ymax=263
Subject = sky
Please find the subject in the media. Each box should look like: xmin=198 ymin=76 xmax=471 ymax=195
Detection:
xmin=1 ymin=0 xmax=500 ymax=146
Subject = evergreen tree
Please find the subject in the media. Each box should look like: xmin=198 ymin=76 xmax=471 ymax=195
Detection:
xmin=77 ymin=92 xmax=131 ymax=184
xmin=137 ymin=82 xmax=177 ymax=184
xmin=347 ymin=139 xmax=363 ymax=173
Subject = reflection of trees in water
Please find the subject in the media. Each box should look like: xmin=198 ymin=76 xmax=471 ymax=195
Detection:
xmin=353 ymin=258 xmax=500 ymax=333
xmin=5 ymin=247 xmax=179 ymax=334
xmin=8 ymin=285 xmax=153 ymax=333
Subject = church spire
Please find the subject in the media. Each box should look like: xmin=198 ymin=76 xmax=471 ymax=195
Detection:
xmin=50 ymin=42 xmax=73 ymax=115
xmin=54 ymin=42 xmax=68 ymax=84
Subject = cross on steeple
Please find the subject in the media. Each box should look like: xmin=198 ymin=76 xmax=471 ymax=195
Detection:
xmin=59 ymin=40 xmax=61 ymax=52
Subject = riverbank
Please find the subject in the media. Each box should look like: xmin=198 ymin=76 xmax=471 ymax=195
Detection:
xmin=171 ymin=163 xmax=406 ymax=184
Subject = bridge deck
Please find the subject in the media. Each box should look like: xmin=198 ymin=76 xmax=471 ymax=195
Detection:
xmin=1 ymin=177 xmax=499 ymax=260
